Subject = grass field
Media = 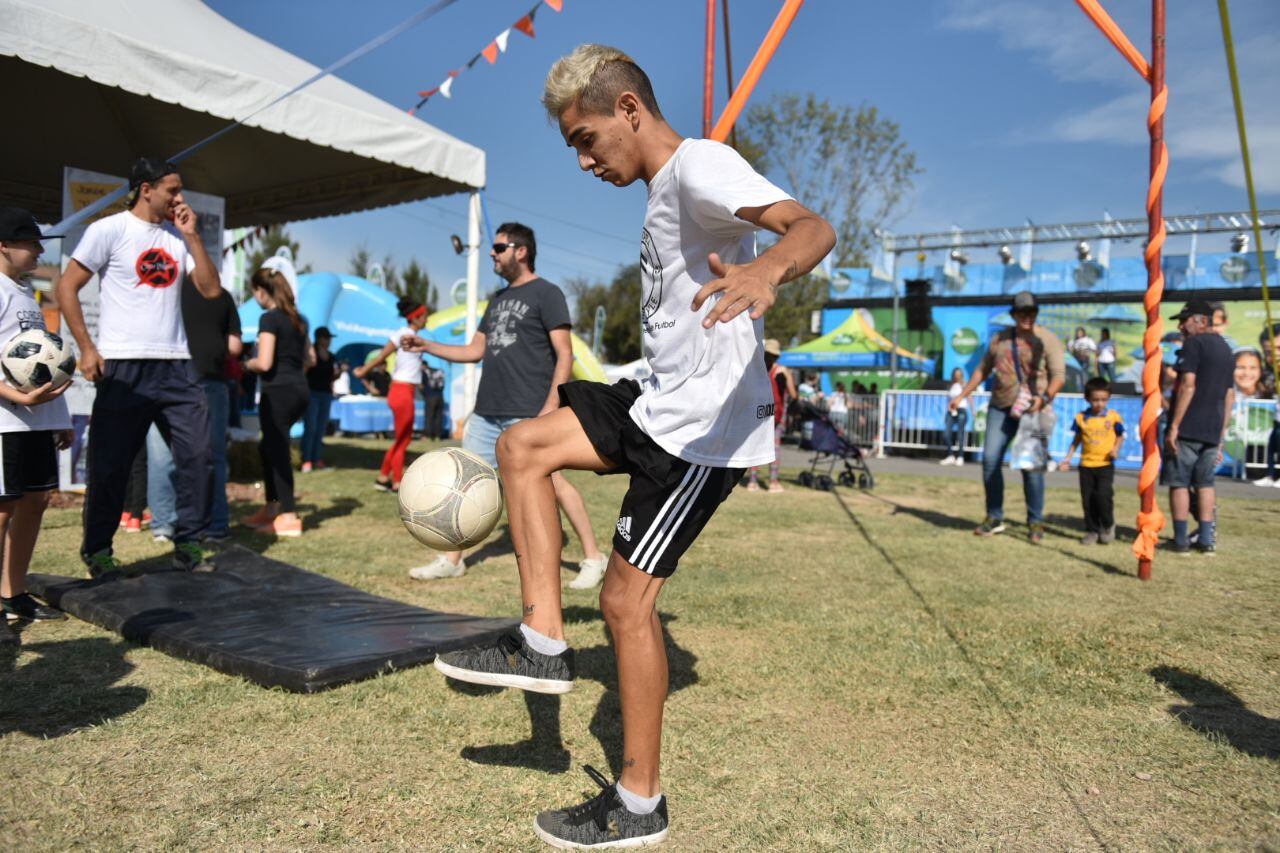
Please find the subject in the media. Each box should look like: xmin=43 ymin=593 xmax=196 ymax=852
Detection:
xmin=3 ymin=436 xmax=1278 ymax=850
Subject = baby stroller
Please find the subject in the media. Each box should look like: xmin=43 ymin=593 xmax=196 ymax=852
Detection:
xmin=794 ymin=399 xmax=874 ymax=491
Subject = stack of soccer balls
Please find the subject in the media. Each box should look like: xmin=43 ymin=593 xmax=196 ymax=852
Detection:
xmin=1 ymin=329 xmax=75 ymax=391
xmin=398 ymin=447 xmax=503 ymax=549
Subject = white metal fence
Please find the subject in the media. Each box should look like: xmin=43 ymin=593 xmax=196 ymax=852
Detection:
xmin=868 ymin=389 xmax=1277 ymax=480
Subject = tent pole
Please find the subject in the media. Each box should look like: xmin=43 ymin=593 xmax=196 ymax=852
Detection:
xmin=462 ymin=190 xmax=482 ymax=433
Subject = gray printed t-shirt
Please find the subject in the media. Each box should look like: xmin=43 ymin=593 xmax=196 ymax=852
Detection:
xmin=475 ymin=278 xmax=572 ymax=418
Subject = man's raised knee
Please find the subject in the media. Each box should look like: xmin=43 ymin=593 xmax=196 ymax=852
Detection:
xmin=496 ymin=423 xmax=534 ymax=473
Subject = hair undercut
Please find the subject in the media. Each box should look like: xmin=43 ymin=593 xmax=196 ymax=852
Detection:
xmin=497 ymin=221 xmax=536 ymax=272
xmin=542 ymin=43 xmax=663 ymax=121
xmin=1084 ymin=377 xmax=1111 ymax=397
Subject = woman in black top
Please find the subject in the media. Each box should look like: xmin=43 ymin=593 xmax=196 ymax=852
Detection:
xmin=244 ymin=268 xmax=312 ymax=536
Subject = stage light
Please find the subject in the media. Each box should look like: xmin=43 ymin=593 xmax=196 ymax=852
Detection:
xmin=1076 ymin=240 xmax=1091 ymax=261
xmin=1230 ymin=231 xmax=1249 ymax=253
xmin=450 ymin=234 xmax=465 ymax=255
xmin=949 ymin=248 xmax=969 ymax=265
xmin=998 ymin=245 xmax=1014 ymax=265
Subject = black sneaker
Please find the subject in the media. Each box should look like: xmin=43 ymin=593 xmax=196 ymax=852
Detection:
xmin=1168 ymin=540 xmax=1192 ymax=556
xmin=172 ymin=541 xmax=215 ymax=573
xmin=534 ymin=766 xmax=669 ymax=849
xmin=84 ymin=551 xmax=123 ymax=580
xmin=435 ymin=629 xmax=575 ymax=694
xmin=2 ymin=593 xmax=65 ymax=623
xmin=974 ymin=516 xmax=1006 ymax=537
xmin=1196 ymin=542 xmax=1217 ymax=557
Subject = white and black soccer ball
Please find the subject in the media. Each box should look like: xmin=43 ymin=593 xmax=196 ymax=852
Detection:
xmin=1 ymin=329 xmax=76 ymax=392
xmin=398 ymin=447 xmax=503 ymax=550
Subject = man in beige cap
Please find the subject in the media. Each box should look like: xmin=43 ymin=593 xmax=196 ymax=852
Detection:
xmin=747 ymin=338 xmax=796 ymax=492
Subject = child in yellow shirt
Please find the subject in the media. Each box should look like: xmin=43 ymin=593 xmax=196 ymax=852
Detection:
xmin=1059 ymin=377 xmax=1125 ymax=545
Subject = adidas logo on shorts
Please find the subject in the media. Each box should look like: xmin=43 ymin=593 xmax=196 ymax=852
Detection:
xmin=616 ymin=516 xmax=632 ymax=542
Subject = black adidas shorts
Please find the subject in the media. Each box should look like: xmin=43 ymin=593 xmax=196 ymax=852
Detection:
xmin=0 ymin=430 xmax=59 ymax=501
xmin=559 ymin=380 xmax=744 ymax=578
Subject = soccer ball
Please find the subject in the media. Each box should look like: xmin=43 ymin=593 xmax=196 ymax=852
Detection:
xmin=1 ymin=329 xmax=76 ymax=392
xmin=398 ymin=447 xmax=503 ymax=550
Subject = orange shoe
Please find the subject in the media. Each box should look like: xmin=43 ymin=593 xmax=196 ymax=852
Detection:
xmin=266 ymin=516 xmax=302 ymax=537
xmin=241 ymin=506 xmax=277 ymax=528
xmin=120 ymin=512 xmax=132 ymax=528
xmin=124 ymin=515 xmax=142 ymax=533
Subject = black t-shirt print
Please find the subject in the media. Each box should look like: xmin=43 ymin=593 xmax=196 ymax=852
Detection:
xmin=474 ymin=278 xmax=572 ymax=418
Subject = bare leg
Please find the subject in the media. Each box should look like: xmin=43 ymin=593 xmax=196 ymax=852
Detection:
xmin=600 ymin=552 xmax=667 ymax=797
xmin=551 ymin=472 xmax=605 ymax=560
xmin=1 ymin=491 xmax=50 ymax=598
xmin=1170 ymin=487 xmax=1190 ymax=521
xmin=1196 ymin=487 xmax=1215 ymax=523
xmin=497 ymin=408 xmax=614 ymax=640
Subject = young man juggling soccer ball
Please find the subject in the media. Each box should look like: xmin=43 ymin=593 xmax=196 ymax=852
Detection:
xmin=430 ymin=45 xmax=834 ymax=848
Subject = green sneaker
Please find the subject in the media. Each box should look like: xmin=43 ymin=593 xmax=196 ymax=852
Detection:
xmin=172 ymin=541 xmax=215 ymax=573
xmin=974 ymin=516 xmax=1007 ymax=537
xmin=84 ymin=551 xmax=123 ymax=580
xmin=1028 ymin=523 xmax=1045 ymax=545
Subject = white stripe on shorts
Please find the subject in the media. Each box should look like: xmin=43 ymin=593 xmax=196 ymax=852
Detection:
xmin=626 ymin=464 xmax=699 ymax=568
xmin=633 ymin=465 xmax=711 ymax=574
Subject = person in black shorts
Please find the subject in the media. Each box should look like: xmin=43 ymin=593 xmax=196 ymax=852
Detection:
xmin=1163 ymin=299 xmax=1234 ymax=555
xmin=429 ymin=45 xmax=835 ymax=848
xmin=242 ymin=267 xmax=312 ymax=537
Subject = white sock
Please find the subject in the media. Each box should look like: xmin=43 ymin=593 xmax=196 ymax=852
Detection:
xmin=520 ymin=623 xmax=568 ymax=656
xmin=615 ymin=781 xmax=662 ymax=815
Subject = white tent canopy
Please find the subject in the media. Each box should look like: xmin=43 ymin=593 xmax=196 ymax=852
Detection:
xmin=0 ymin=0 xmax=486 ymax=225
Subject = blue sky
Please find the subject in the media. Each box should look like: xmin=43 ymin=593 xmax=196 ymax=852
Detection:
xmin=206 ymin=0 xmax=1279 ymax=293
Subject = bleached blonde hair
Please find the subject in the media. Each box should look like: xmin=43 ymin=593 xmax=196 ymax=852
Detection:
xmin=542 ymin=43 xmax=663 ymax=120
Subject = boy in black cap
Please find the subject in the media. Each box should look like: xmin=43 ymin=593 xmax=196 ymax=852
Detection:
xmin=55 ymin=158 xmax=223 ymax=577
xmin=1163 ymin=299 xmax=1234 ymax=555
xmin=0 ymin=207 xmax=74 ymax=643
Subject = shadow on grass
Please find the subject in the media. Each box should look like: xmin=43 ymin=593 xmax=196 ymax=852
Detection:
xmin=1151 ymin=666 xmax=1280 ymax=760
xmin=829 ymin=490 xmax=1109 ymax=848
xmin=0 ymin=637 xmax=148 ymax=738
xmin=452 ymin=611 xmax=698 ymax=779
xmin=1042 ymin=513 xmax=1139 ymax=542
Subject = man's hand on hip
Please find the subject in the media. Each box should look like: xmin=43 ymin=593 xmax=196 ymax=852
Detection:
xmin=692 ymin=253 xmax=777 ymax=330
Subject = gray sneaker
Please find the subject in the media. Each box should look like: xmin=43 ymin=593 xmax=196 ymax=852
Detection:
xmin=1080 ymin=532 xmax=1099 ymax=546
xmin=1098 ymin=526 xmax=1115 ymax=544
xmin=435 ymin=629 xmax=575 ymax=694
xmin=534 ymin=766 xmax=669 ymax=849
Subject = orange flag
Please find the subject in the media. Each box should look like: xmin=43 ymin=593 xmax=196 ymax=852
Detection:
xmin=545 ymin=0 xmax=563 ymax=11
xmin=482 ymin=41 xmax=498 ymax=64
xmin=514 ymin=14 xmax=535 ymax=37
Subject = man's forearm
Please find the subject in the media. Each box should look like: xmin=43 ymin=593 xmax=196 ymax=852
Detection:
xmin=56 ymin=280 xmax=95 ymax=353
xmin=542 ymin=355 xmax=573 ymax=410
xmin=187 ymin=236 xmax=221 ymax=298
xmin=1169 ymin=385 xmax=1194 ymax=431
xmin=426 ymin=340 xmax=482 ymax=364
xmin=754 ymin=216 xmax=836 ymax=288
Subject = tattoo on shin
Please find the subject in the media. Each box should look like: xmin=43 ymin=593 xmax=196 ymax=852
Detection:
xmin=623 ymin=758 xmax=635 ymax=768
xmin=524 ymin=604 xmax=535 ymax=616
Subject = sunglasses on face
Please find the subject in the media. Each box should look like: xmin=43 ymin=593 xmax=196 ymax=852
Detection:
xmin=492 ymin=242 xmax=518 ymax=254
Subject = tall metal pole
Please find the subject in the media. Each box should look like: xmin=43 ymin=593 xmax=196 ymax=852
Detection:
xmin=461 ymin=191 xmax=482 ymax=434
xmin=703 ymin=0 xmax=716 ymax=138
xmin=1137 ymin=0 xmax=1166 ymax=581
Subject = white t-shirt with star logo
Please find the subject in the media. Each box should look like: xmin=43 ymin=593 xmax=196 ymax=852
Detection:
xmin=630 ymin=138 xmax=792 ymax=468
xmin=70 ymin=211 xmax=195 ymax=359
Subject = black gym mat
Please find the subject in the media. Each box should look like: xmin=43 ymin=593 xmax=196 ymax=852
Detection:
xmin=28 ymin=545 xmax=516 ymax=693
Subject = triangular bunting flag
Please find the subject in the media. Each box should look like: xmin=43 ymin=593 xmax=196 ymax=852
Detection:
xmin=439 ymin=76 xmax=454 ymax=98
xmin=495 ymin=29 xmax=510 ymax=52
xmin=466 ymin=53 xmax=482 ymax=69
xmin=481 ymin=42 xmax=498 ymax=64
xmin=417 ymin=86 xmax=440 ymax=98
xmin=514 ymin=15 xmax=535 ymax=37
xmin=545 ymin=0 xmax=563 ymax=11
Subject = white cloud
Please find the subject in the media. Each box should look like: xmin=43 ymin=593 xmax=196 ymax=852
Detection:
xmin=941 ymin=0 xmax=1280 ymax=194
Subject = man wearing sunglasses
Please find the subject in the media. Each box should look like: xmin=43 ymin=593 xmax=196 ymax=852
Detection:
xmin=400 ymin=223 xmax=609 ymax=587
xmin=950 ymin=290 xmax=1066 ymax=543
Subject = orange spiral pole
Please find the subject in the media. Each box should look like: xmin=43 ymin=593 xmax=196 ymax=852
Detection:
xmin=1074 ymin=0 xmax=1167 ymax=579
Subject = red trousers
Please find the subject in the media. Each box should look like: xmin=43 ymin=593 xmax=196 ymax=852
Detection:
xmin=379 ymin=381 xmax=417 ymax=483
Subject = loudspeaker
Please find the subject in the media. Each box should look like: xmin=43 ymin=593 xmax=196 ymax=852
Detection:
xmin=904 ymin=279 xmax=932 ymax=331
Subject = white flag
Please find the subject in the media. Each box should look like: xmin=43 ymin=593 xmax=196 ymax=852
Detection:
xmin=1097 ymin=210 xmax=1112 ymax=270
xmin=440 ymin=76 xmax=454 ymax=99
xmin=495 ymin=29 xmax=511 ymax=52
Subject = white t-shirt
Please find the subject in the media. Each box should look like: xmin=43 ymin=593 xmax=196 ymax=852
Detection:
xmin=0 ymin=274 xmax=72 ymax=433
xmin=948 ymin=381 xmax=969 ymax=411
xmin=1097 ymin=339 xmax=1116 ymax=364
xmin=389 ymin=326 xmax=423 ymax=385
xmin=71 ymin=211 xmax=195 ymax=359
xmin=630 ymin=138 xmax=792 ymax=468
xmin=827 ymin=393 xmax=848 ymax=416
